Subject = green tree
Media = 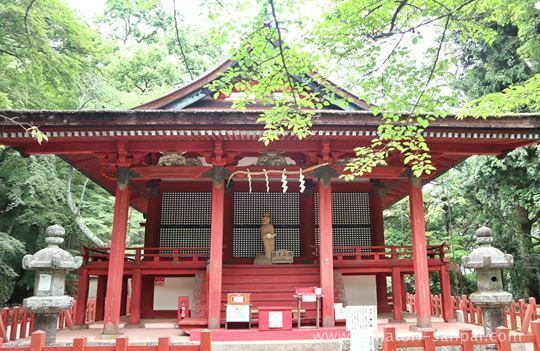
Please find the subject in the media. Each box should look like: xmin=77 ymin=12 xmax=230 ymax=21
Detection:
xmin=207 ymin=0 xmax=539 ymax=178
xmin=99 ymin=0 xmax=173 ymax=44
xmin=107 ymin=43 xmax=182 ymax=94
xmin=453 ymin=21 xmax=539 ymax=299
xmin=0 ymin=0 xmax=103 ymax=110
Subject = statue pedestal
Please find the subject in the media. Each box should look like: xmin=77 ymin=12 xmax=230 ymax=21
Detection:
xmin=254 ymin=253 xmax=272 ymax=265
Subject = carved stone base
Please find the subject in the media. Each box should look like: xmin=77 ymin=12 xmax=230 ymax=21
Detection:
xmin=254 ymin=253 xmax=272 ymax=265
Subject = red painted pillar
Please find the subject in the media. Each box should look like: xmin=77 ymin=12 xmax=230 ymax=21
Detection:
xmin=208 ymin=180 xmax=225 ymax=329
xmin=95 ymin=275 xmax=107 ymax=321
xmin=370 ymin=188 xmax=390 ymax=313
xmin=440 ymin=265 xmax=456 ymax=322
xmin=102 ymin=169 xmax=131 ymax=335
xmin=141 ymin=192 xmax=161 ymax=319
xmin=129 ymin=268 xmax=142 ymax=325
xmin=391 ymin=268 xmax=404 ymax=322
xmin=318 ymin=179 xmax=335 ymax=327
xmin=223 ymin=190 xmax=234 ymax=263
xmin=409 ymin=177 xmax=432 ymax=329
xmin=120 ymin=276 xmax=128 ymax=316
xmin=300 ymin=184 xmax=315 ymax=261
xmin=400 ymin=273 xmax=407 ymax=311
xmin=74 ymin=267 xmax=89 ymax=326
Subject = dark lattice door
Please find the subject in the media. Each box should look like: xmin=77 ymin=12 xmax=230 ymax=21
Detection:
xmin=315 ymin=192 xmax=371 ymax=253
xmin=159 ymin=192 xmax=211 ymax=252
xmin=233 ymin=192 xmax=301 ymax=258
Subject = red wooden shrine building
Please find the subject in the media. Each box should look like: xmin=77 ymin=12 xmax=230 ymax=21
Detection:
xmin=0 ymin=59 xmax=538 ymax=335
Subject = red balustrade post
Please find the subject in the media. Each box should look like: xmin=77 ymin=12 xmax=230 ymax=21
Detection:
xmin=74 ymin=267 xmax=89 ymax=326
xmin=120 ymin=276 xmax=129 ymax=316
xmin=422 ymin=330 xmax=435 ymax=351
xmin=391 ymin=267 xmax=404 ymax=322
xmin=30 ymin=330 xmax=45 ymax=350
xmin=409 ymin=177 xmax=432 ymax=329
xmin=318 ymin=176 xmax=335 ymax=327
xmin=129 ymin=268 xmax=142 ymax=325
xmin=440 ymin=265 xmax=456 ymax=322
xmin=208 ymin=177 xmax=225 ymax=329
xmin=102 ymin=169 xmax=131 ymax=335
xmin=20 ymin=308 xmax=28 ymax=338
xmin=400 ymin=273 xmax=407 ymax=311
xmin=10 ymin=307 xmax=19 ymax=341
xmin=0 ymin=308 xmax=7 ymax=342
xmin=115 ymin=336 xmax=128 ymax=351
xmin=158 ymin=337 xmax=170 ymax=351
xmin=200 ymin=329 xmax=212 ymax=351
xmin=496 ymin=327 xmax=511 ymax=351
xmin=95 ymin=275 xmax=107 ymax=321
xmin=382 ymin=327 xmax=397 ymax=351
xmin=73 ymin=337 xmax=87 ymax=351
xmin=459 ymin=329 xmax=474 ymax=351
xmin=531 ymin=320 xmax=540 ymax=351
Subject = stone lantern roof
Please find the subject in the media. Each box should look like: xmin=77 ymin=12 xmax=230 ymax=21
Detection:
xmin=462 ymin=226 xmax=513 ymax=269
xmin=22 ymin=224 xmax=82 ymax=271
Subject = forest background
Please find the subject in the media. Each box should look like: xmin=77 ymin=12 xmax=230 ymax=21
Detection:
xmin=0 ymin=0 xmax=538 ymax=305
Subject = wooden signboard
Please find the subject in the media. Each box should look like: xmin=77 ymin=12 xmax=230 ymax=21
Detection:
xmin=272 ymin=250 xmax=294 ymax=264
xmin=227 ymin=293 xmax=251 ymax=305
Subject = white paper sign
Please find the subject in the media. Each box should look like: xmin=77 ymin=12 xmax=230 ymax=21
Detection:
xmin=268 ymin=311 xmax=283 ymax=328
xmin=345 ymin=306 xmax=377 ymax=351
xmin=38 ymin=274 xmax=52 ymax=292
xmin=232 ymin=296 xmax=245 ymax=303
xmin=302 ymin=295 xmax=316 ymax=302
xmin=226 ymin=305 xmax=250 ymax=322
xmin=350 ymin=331 xmax=375 ymax=351
xmin=345 ymin=306 xmax=377 ymax=331
xmin=334 ymin=303 xmax=347 ymax=320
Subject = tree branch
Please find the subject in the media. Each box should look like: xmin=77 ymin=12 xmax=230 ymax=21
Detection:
xmin=24 ymin=0 xmax=36 ymax=44
xmin=409 ymin=14 xmax=451 ymax=114
xmin=389 ymin=0 xmax=408 ymax=32
xmin=66 ymin=169 xmax=108 ymax=248
xmin=370 ymin=0 xmax=476 ymax=41
xmin=173 ymin=0 xmax=195 ymax=80
xmin=268 ymin=0 xmax=298 ymax=106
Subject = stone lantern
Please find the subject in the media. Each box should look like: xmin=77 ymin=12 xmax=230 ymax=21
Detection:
xmin=462 ymin=226 xmax=513 ymax=336
xmin=22 ymin=225 xmax=83 ymax=344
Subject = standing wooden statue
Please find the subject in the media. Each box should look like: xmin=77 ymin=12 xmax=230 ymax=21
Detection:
xmin=260 ymin=213 xmax=276 ymax=260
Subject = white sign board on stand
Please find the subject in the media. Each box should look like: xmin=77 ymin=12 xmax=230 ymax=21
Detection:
xmin=268 ymin=311 xmax=283 ymax=328
xmin=226 ymin=304 xmax=250 ymax=322
xmin=345 ymin=306 xmax=377 ymax=351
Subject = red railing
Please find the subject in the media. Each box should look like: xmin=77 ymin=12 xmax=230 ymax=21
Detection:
xmin=0 ymin=299 xmax=97 ymax=342
xmin=382 ymin=322 xmax=540 ymax=351
xmin=0 ymin=329 xmax=212 ymax=350
xmin=407 ymin=293 xmax=539 ymax=333
xmin=84 ymin=244 xmax=447 ymax=265
xmin=83 ymin=247 xmax=210 ymax=265
xmin=406 ymin=293 xmax=458 ymax=320
xmin=505 ymin=297 xmax=539 ymax=333
xmin=333 ymin=244 xmax=447 ymax=262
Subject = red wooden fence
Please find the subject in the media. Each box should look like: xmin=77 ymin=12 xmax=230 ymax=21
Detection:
xmin=0 ymin=330 xmax=212 ymax=351
xmin=382 ymin=321 xmax=540 ymax=351
xmin=0 ymin=298 xmax=98 ymax=343
xmin=407 ymin=293 xmax=539 ymax=333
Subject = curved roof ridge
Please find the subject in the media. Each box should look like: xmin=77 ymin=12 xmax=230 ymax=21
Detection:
xmin=132 ymin=58 xmax=236 ymax=110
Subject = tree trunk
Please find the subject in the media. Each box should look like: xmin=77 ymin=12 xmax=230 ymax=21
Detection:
xmin=514 ymin=203 xmax=539 ymax=300
xmin=66 ymin=170 xmax=108 ymax=248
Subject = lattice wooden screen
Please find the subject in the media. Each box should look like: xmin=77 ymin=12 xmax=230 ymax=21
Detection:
xmin=233 ymin=192 xmax=301 ymax=258
xmin=315 ymin=192 xmax=371 ymax=253
xmin=159 ymin=192 xmax=211 ymax=251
